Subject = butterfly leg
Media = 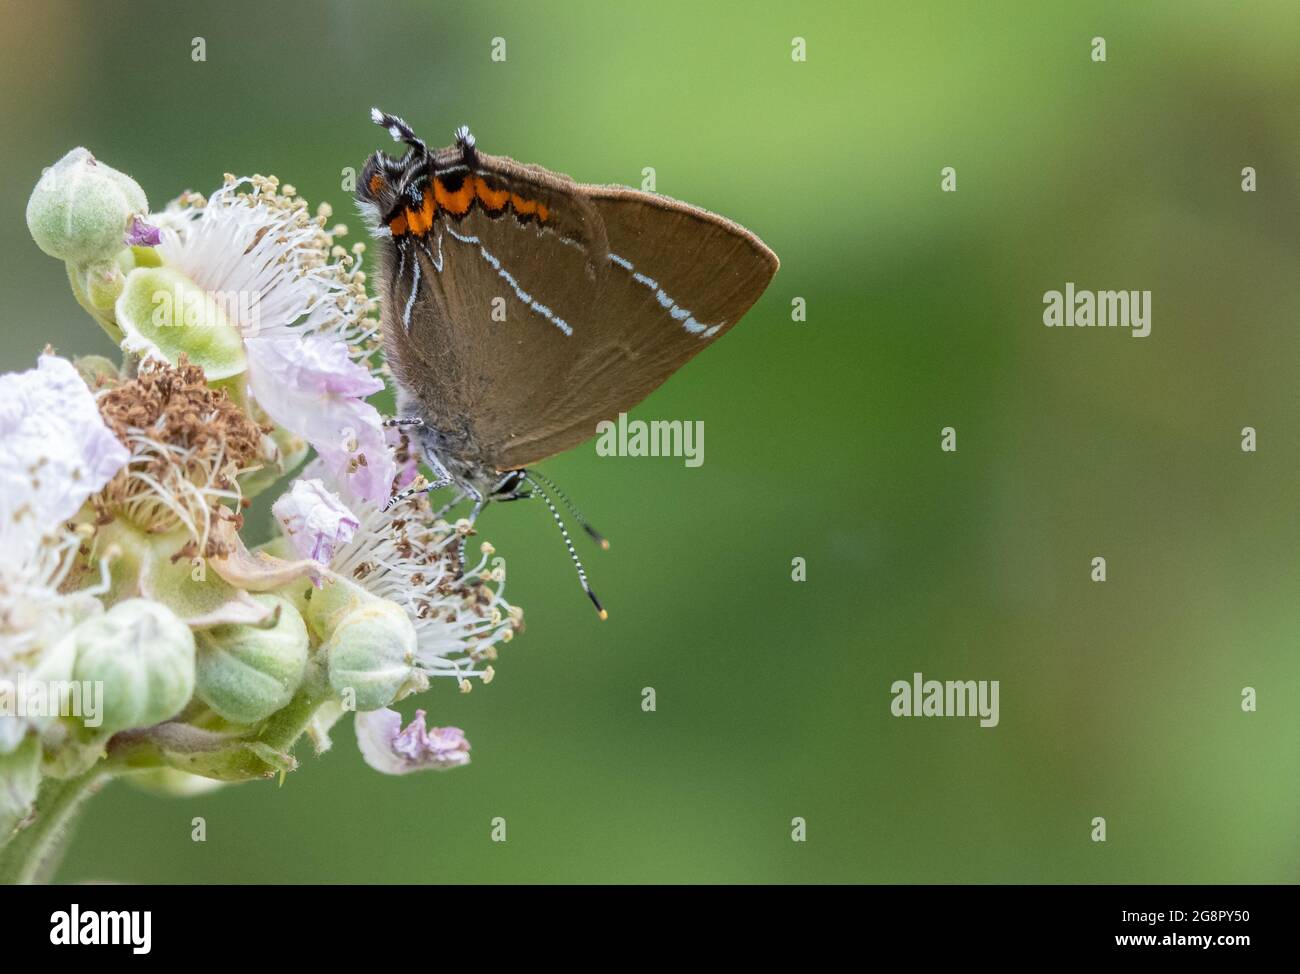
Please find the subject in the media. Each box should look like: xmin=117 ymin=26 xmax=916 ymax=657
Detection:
xmin=455 ymin=487 xmax=486 ymax=576
xmin=383 ymin=429 xmax=458 ymax=512
xmin=384 ymin=476 xmax=452 ymax=511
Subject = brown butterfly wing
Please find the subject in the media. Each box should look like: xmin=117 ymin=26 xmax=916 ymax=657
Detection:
xmin=491 ymin=185 xmax=779 ymax=469
xmin=381 ymin=149 xmax=778 ymax=473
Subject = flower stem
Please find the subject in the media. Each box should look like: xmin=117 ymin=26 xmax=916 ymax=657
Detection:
xmin=0 ymin=767 xmax=108 ymax=885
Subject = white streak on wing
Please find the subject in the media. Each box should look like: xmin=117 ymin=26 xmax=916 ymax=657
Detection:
xmin=403 ymin=254 xmax=421 ymax=332
xmin=609 ymin=253 xmax=720 ymax=337
xmin=444 ymin=225 xmax=573 ymax=337
xmin=418 ymin=228 xmax=445 ymax=272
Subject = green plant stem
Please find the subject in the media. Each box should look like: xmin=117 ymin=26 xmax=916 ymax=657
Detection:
xmin=1 ymin=671 xmax=330 ymax=883
xmin=0 ymin=766 xmax=108 ymax=885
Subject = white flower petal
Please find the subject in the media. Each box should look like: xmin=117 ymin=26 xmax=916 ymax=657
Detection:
xmin=0 ymin=354 xmax=128 ymax=563
xmin=272 ymin=478 xmax=359 ymax=564
xmin=246 ymin=335 xmax=395 ymax=506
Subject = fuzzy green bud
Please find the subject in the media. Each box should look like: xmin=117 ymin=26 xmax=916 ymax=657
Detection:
xmin=301 ymin=576 xmax=378 ymax=638
xmin=194 ymin=594 xmax=309 ymax=725
xmin=70 ymin=598 xmax=196 ymax=735
xmin=325 ymin=600 xmax=418 ymax=712
xmin=26 ymin=148 xmax=148 ymax=264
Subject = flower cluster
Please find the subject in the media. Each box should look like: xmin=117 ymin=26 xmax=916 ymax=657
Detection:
xmin=2 ymin=148 xmax=523 ymax=860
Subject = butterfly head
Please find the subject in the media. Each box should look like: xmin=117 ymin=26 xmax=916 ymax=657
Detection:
xmin=358 ymin=109 xmax=430 ymax=227
xmin=359 ymin=110 xmax=484 ymax=231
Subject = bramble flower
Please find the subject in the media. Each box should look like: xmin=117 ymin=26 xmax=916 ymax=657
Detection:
xmin=4 ymin=147 xmax=528 ymax=883
xmin=325 ymin=488 xmax=521 ymax=686
xmin=132 ymin=176 xmax=396 ymax=505
xmin=355 ymin=708 xmax=471 ymax=774
xmin=0 ymin=354 xmax=128 ymax=752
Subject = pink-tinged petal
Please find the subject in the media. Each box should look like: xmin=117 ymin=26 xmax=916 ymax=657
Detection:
xmin=245 ymin=335 xmax=396 ymax=505
xmin=245 ymin=334 xmax=382 ymax=399
xmin=355 ymin=708 xmax=471 ymax=775
xmin=272 ymin=478 xmax=359 ymax=565
xmin=386 ymin=424 xmax=421 ymax=491
xmin=124 ymin=215 xmax=162 ymax=247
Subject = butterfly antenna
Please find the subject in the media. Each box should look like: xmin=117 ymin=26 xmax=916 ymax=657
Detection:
xmin=526 ymin=470 xmax=609 ymax=550
xmin=525 ymin=475 xmax=607 ymax=620
xmin=370 ymin=108 xmax=427 ymax=158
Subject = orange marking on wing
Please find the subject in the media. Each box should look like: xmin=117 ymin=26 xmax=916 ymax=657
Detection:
xmin=405 ymin=192 xmax=435 ymax=235
xmin=389 ymin=211 xmax=408 ymax=236
xmin=368 ymin=173 xmax=385 ymax=194
xmin=476 ymin=179 xmax=511 ymax=212
xmin=510 ymin=193 xmax=537 ymax=216
xmin=435 ymin=177 xmax=475 ymax=215
xmin=536 ymin=202 xmax=549 ymax=222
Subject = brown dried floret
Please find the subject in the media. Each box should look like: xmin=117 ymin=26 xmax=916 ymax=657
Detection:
xmin=93 ymin=357 xmax=269 ymax=556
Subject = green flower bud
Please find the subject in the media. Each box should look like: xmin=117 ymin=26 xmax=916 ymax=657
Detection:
xmin=325 ymin=601 xmax=418 ymax=712
xmin=301 ymin=576 xmax=379 ymax=639
xmin=26 ymin=148 xmax=147 ymax=264
xmin=115 ymin=266 xmax=247 ymax=380
xmin=70 ymin=598 xmax=196 ymax=735
xmin=194 ymin=594 xmax=309 ymax=725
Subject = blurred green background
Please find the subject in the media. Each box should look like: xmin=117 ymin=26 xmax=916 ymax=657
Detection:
xmin=2 ymin=0 xmax=1298 ymax=882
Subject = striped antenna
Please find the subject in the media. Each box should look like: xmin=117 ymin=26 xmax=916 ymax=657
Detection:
xmin=371 ymin=108 xmax=427 ymax=158
xmin=526 ymin=470 xmax=609 ymax=550
xmin=525 ymin=475 xmax=607 ymax=620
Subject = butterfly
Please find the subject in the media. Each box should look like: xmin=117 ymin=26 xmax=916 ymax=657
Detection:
xmin=357 ymin=110 xmax=778 ymax=616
